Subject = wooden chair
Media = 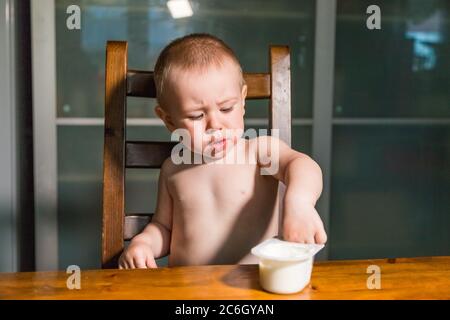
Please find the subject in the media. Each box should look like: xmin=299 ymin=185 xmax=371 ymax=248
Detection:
xmin=102 ymin=40 xmax=291 ymax=268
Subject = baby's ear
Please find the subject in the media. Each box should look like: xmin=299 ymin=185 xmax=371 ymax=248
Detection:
xmin=154 ymin=105 xmax=176 ymax=131
xmin=154 ymin=105 xmax=165 ymax=121
xmin=241 ymin=84 xmax=248 ymax=102
xmin=241 ymin=85 xmax=247 ymax=115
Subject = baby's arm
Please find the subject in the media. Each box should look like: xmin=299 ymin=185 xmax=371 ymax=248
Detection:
xmin=256 ymin=135 xmax=327 ymax=244
xmin=119 ymin=159 xmax=173 ymax=269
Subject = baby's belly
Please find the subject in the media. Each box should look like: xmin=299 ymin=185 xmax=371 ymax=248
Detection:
xmin=169 ymin=177 xmax=279 ymax=266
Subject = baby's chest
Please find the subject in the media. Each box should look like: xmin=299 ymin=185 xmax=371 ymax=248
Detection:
xmin=168 ymin=164 xmax=259 ymax=206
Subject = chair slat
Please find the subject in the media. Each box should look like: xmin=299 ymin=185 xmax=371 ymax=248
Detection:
xmin=269 ymin=46 xmax=291 ymax=239
xmin=127 ymin=70 xmax=156 ymax=98
xmin=269 ymin=46 xmax=291 ymax=145
xmin=126 ymin=70 xmax=270 ymax=99
xmin=126 ymin=141 xmax=178 ymax=168
xmin=244 ymin=73 xmax=271 ymax=99
xmin=102 ymin=41 xmax=128 ymax=268
xmin=124 ymin=214 xmax=153 ymax=241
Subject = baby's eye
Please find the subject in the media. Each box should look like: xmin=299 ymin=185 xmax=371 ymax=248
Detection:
xmin=188 ymin=114 xmax=204 ymax=120
xmin=220 ymin=105 xmax=234 ymax=113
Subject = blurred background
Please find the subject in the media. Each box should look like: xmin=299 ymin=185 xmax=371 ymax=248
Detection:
xmin=0 ymin=0 xmax=449 ymax=272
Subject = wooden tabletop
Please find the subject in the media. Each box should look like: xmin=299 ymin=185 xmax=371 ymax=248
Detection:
xmin=1 ymin=256 xmax=449 ymax=300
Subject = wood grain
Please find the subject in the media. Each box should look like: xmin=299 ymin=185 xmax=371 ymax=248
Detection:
xmin=269 ymin=46 xmax=291 ymax=238
xmin=127 ymin=70 xmax=156 ymax=98
xmin=1 ymin=257 xmax=449 ymax=300
xmin=126 ymin=70 xmax=270 ymax=99
xmin=126 ymin=141 xmax=177 ymax=168
xmin=243 ymin=73 xmax=271 ymax=99
xmin=102 ymin=41 xmax=128 ymax=268
xmin=269 ymin=45 xmax=291 ymax=145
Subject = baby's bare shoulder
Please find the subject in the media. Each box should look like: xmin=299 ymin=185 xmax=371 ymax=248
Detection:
xmin=246 ymin=135 xmax=275 ymax=156
xmin=160 ymin=157 xmax=194 ymax=182
xmin=160 ymin=157 xmax=178 ymax=177
xmin=247 ymin=135 xmax=276 ymax=146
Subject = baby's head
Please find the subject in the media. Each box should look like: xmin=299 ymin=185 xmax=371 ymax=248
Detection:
xmin=154 ymin=33 xmax=247 ymax=159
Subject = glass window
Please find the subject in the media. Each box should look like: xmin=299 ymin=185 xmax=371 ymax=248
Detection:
xmin=334 ymin=0 xmax=450 ymax=118
xmin=56 ymin=0 xmax=316 ymax=118
xmin=330 ymin=125 xmax=450 ymax=259
xmin=330 ymin=0 xmax=450 ymax=260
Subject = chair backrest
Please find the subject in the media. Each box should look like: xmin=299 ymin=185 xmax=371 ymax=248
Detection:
xmin=102 ymin=40 xmax=291 ymax=268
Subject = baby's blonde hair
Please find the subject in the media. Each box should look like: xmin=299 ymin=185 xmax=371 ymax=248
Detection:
xmin=154 ymin=33 xmax=245 ymax=107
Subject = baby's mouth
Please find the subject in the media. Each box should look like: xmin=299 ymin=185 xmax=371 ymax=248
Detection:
xmin=208 ymin=138 xmax=228 ymax=155
xmin=210 ymin=138 xmax=227 ymax=147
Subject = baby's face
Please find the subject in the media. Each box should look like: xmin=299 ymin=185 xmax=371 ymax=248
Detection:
xmin=158 ymin=58 xmax=247 ymax=159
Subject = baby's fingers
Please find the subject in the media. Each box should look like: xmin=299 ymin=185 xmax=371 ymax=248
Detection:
xmin=134 ymin=256 xmax=147 ymax=269
xmin=305 ymin=236 xmax=315 ymax=244
xmin=125 ymin=256 xmax=135 ymax=269
xmin=283 ymin=231 xmax=314 ymax=244
xmin=119 ymin=261 xmax=127 ymax=269
xmin=314 ymin=228 xmax=328 ymax=244
xmin=118 ymin=255 xmax=128 ymax=269
xmin=119 ymin=257 xmax=131 ymax=269
xmin=146 ymin=256 xmax=158 ymax=269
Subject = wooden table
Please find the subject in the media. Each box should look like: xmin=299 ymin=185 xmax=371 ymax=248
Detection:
xmin=1 ymin=256 xmax=449 ymax=299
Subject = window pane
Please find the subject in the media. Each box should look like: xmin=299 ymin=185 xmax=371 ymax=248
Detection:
xmin=55 ymin=0 xmax=315 ymax=118
xmin=292 ymin=125 xmax=312 ymax=155
xmin=58 ymin=126 xmax=102 ymax=269
xmin=330 ymin=125 xmax=450 ymax=259
xmin=334 ymin=0 xmax=450 ymax=118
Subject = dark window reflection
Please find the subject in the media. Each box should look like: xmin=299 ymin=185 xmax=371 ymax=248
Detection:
xmin=334 ymin=0 xmax=450 ymax=117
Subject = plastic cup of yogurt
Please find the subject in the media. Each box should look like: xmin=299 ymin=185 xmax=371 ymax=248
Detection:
xmin=251 ymin=238 xmax=324 ymax=294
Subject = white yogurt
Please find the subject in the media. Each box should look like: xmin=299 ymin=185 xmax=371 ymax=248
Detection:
xmin=251 ymin=238 xmax=324 ymax=294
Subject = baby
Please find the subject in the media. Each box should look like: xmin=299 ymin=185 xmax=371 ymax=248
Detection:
xmin=119 ymin=34 xmax=327 ymax=269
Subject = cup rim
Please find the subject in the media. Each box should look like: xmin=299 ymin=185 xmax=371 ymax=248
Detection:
xmin=251 ymin=238 xmax=324 ymax=262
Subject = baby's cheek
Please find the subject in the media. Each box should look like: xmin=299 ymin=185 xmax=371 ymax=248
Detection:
xmin=236 ymin=127 xmax=244 ymax=138
xmin=190 ymin=123 xmax=205 ymax=145
xmin=230 ymin=128 xmax=244 ymax=143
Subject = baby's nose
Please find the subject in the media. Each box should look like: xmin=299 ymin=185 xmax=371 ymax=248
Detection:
xmin=206 ymin=115 xmax=223 ymax=131
xmin=205 ymin=128 xmax=222 ymax=137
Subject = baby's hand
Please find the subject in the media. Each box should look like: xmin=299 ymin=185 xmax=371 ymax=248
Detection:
xmin=282 ymin=201 xmax=327 ymax=244
xmin=118 ymin=240 xmax=158 ymax=269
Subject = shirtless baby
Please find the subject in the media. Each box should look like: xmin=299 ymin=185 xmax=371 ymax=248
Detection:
xmin=119 ymin=33 xmax=327 ymax=268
